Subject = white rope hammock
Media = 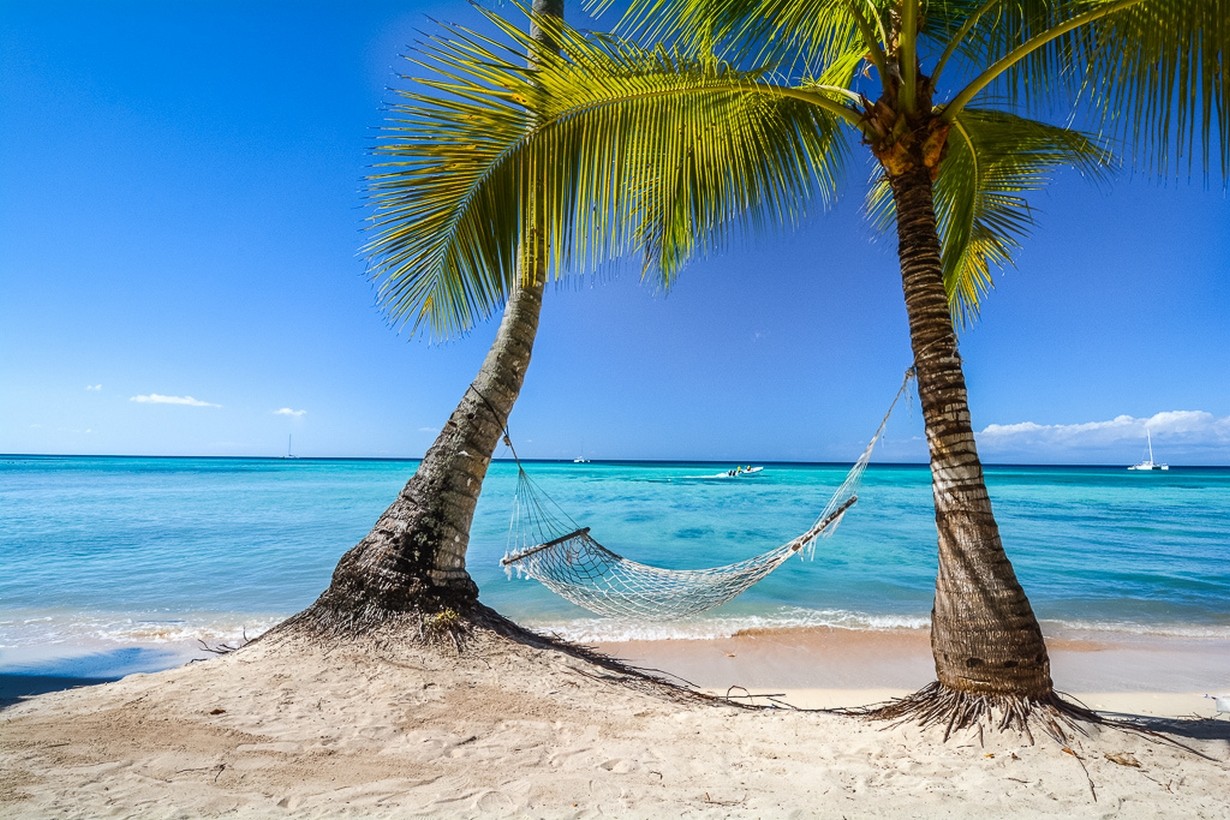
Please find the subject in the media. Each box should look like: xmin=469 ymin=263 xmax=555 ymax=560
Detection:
xmin=500 ymin=370 xmax=914 ymax=620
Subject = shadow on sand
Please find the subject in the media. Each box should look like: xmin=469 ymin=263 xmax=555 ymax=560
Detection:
xmin=1100 ymin=711 xmax=1230 ymax=744
xmin=0 ymin=646 xmax=183 ymax=708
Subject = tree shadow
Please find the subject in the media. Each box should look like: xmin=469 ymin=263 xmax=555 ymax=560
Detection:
xmin=1098 ymin=711 xmax=1230 ymax=744
xmin=467 ymin=602 xmax=724 ymax=706
xmin=0 ymin=646 xmax=183 ymax=710
xmin=0 ymin=673 xmax=119 ymax=709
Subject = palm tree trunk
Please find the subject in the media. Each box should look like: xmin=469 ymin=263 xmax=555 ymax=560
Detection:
xmin=284 ymin=275 xmax=545 ymax=634
xmin=274 ymin=0 xmax=562 ymax=638
xmin=889 ymin=163 xmax=1053 ymax=699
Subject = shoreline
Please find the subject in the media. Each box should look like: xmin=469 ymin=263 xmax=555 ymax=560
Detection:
xmin=4 ymin=624 xmax=1226 ymax=718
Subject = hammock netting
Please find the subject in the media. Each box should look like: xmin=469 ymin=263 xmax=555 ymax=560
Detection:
xmin=500 ymin=371 xmax=913 ymax=620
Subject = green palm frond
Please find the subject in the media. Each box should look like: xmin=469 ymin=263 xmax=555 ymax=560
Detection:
xmin=366 ymin=6 xmax=856 ymax=338
xmin=1079 ymin=0 xmax=1228 ymax=178
xmin=527 ymin=41 xmax=853 ymax=281
xmin=931 ymin=0 xmax=1090 ymax=100
xmin=608 ymin=0 xmax=878 ymax=78
xmin=868 ymin=109 xmax=1114 ymax=326
xmin=364 ymin=18 xmax=539 ymax=338
xmin=943 ymin=0 xmax=1227 ymax=179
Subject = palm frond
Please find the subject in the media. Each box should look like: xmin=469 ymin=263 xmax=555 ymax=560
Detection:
xmin=1079 ymin=0 xmax=1228 ymax=179
xmin=366 ymin=6 xmax=855 ymax=338
xmin=931 ymin=0 xmax=1090 ymax=102
xmin=364 ymin=17 xmax=541 ymax=339
xmin=944 ymin=0 xmax=1227 ymax=179
xmin=868 ymin=109 xmax=1114 ymax=326
xmin=607 ymin=0 xmax=878 ymax=79
xmin=529 ymin=36 xmax=854 ymax=282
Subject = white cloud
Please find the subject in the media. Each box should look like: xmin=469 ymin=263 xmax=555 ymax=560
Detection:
xmin=981 ymin=415 xmax=1135 ymax=445
xmin=274 ymin=407 xmax=307 ymax=417
xmin=130 ymin=393 xmax=222 ymax=408
xmin=85 ymin=384 xmax=102 ymax=392
xmin=1146 ymin=410 xmax=1226 ymax=435
xmin=984 ymin=410 xmax=1225 ymax=442
xmin=980 ymin=411 xmax=1230 ymax=445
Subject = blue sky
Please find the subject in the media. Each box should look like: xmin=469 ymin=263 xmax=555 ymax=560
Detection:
xmin=2 ymin=1 xmax=1227 ymax=465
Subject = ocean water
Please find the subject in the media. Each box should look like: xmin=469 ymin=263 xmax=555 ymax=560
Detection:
xmin=2 ymin=455 xmax=1228 ymax=677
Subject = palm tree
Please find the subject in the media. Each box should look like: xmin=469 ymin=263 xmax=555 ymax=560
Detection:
xmin=350 ymin=0 xmax=1223 ymax=733
xmin=272 ymin=0 xmax=565 ymax=642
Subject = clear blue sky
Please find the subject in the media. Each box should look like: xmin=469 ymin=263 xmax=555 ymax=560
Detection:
xmin=2 ymin=1 xmax=1228 ymax=465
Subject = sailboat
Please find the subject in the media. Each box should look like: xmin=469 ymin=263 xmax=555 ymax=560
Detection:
xmin=1127 ymin=430 xmax=1168 ymax=471
xmin=284 ymin=434 xmax=298 ymax=459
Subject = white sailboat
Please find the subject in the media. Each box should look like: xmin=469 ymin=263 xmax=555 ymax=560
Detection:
xmin=1127 ymin=430 xmax=1168 ymax=471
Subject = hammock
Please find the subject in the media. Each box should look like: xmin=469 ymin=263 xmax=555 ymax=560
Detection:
xmin=500 ymin=370 xmax=914 ymax=620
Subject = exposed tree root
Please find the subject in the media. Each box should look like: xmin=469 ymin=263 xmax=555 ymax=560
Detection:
xmin=851 ymin=680 xmax=1218 ymax=764
xmin=195 ymin=629 xmax=252 ymax=657
xmin=851 ymin=681 xmax=1104 ymax=745
xmin=256 ymin=595 xmax=716 ymax=708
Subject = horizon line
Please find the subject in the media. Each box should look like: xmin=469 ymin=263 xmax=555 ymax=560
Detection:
xmin=3 ymin=453 xmax=1228 ymax=469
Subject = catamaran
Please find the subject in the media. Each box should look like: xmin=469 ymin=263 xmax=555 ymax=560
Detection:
xmin=1127 ymin=430 xmax=1168 ymax=471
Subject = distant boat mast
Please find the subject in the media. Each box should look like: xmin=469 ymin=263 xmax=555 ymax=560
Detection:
xmin=1127 ymin=429 xmax=1168 ymax=471
xmin=285 ymin=433 xmax=296 ymax=459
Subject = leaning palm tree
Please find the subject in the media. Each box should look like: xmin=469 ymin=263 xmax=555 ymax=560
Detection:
xmin=350 ymin=0 xmax=1224 ymax=733
xmin=272 ymin=0 xmax=565 ymax=642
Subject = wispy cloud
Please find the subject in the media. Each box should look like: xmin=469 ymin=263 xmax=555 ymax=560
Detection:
xmin=273 ymin=407 xmax=307 ymax=417
xmin=130 ymin=393 xmax=222 ymax=408
xmin=85 ymin=384 xmax=102 ymax=392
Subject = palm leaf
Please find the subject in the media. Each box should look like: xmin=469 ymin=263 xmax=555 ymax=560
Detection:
xmin=364 ymin=19 xmax=541 ymax=338
xmin=607 ymin=0 xmax=876 ymax=79
xmin=932 ymin=0 xmax=1092 ymax=102
xmin=944 ymin=0 xmax=1227 ymax=179
xmin=867 ymin=109 xmax=1114 ymax=326
xmin=1078 ymin=0 xmax=1228 ymax=178
xmin=366 ymin=6 xmax=856 ymax=338
xmin=532 ymin=49 xmax=853 ymax=281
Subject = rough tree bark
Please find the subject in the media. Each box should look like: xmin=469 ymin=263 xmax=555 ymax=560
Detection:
xmin=890 ymin=162 xmax=1052 ymax=699
xmin=860 ymin=75 xmax=1094 ymax=737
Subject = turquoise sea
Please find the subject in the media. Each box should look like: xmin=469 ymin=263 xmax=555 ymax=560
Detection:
xmin=2 ymin=455 xmax=1228 ymax=684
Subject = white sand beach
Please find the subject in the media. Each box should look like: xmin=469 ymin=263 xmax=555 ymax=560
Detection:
xmin=2 ymin=625 xmax=1227 ymax=818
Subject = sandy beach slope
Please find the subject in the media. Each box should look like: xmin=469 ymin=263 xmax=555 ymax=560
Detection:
xmin=595 ymin=627 xmax=1230 ymax=715
xmin=2 ymin=626 xmax=1227 ymax=819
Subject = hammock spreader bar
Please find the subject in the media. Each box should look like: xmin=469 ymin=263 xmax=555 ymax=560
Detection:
xmin=502 ymin=527 xmax=592 ymax=566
